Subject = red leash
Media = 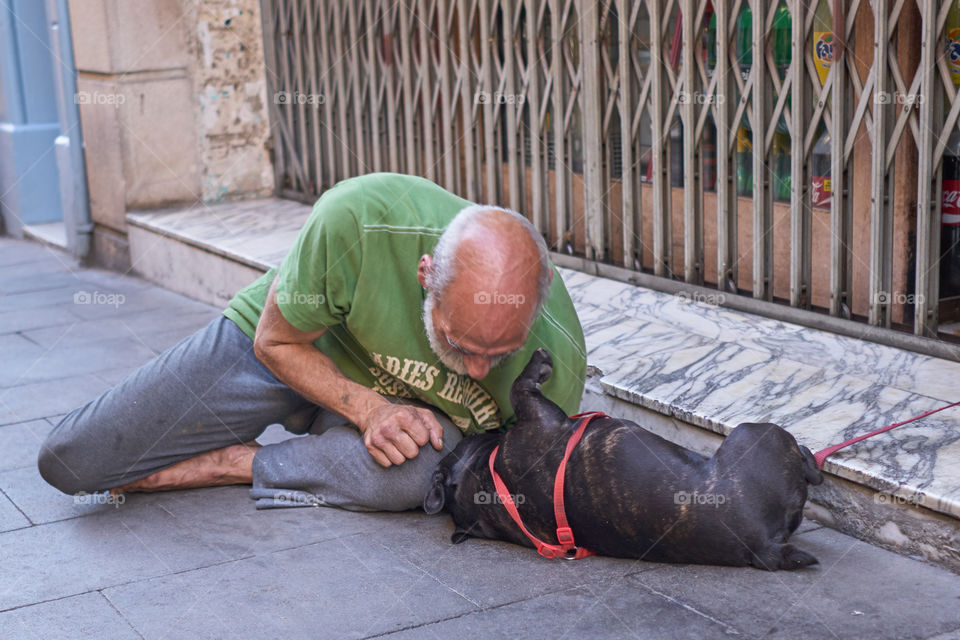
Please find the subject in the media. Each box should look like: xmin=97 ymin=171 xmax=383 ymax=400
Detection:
xmin=814 ymin=400 xmax=960 ymax=468
xmin=488 ymin=411 xmax=607 ymax=560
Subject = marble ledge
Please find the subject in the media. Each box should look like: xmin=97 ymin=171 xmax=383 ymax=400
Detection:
xmin=127 ymin=198 xmax=312 ymax=272
xmin=559 ymin=268 xmax=960 ymax=520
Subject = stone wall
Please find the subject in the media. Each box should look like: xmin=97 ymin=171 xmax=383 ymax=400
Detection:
xmin=69 ymin=0 xmax=273 ymax=269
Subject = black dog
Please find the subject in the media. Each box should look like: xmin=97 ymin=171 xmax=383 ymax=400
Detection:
xmin=424 ymin=349 xmax=824 ymax=570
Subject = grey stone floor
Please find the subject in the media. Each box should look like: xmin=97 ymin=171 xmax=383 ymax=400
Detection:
xmin=2 ymin=235 xmax=960 ymax=640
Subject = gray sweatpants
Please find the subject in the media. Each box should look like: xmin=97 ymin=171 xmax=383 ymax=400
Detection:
xmin=37 ymin=316 xmax=463 ymax=511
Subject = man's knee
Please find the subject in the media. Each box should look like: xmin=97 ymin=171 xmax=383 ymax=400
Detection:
xmin=37 ymin=415 xmax=103 ymax=495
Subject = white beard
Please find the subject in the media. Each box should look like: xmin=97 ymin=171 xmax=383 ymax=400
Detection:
xmin=422 ymin=291 xmax=469 ymax=375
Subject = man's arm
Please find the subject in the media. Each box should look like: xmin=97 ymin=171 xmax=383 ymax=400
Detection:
xmin=253 ymin=274 xmax=443 ymax=467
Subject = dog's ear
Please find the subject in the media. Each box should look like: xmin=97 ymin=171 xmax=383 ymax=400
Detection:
xmin=423 ymin=469 xmax=448 ymax=515
xmin=451 ymin=527 xmax=471 ymax=544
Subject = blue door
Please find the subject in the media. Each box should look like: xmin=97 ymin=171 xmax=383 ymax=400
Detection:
xmin=0 ymin=0 xmax=63 ymax=233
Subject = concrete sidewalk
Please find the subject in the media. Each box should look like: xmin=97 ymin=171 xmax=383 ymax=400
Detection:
xmin=1 ymin=235 xmax=959 ymax=640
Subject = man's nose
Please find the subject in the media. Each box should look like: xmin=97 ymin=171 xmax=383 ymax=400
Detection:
xmin=463 ymin=354 xmax=491 ymax=379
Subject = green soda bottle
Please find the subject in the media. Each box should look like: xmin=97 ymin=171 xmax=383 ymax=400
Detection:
xmin=735 ymin=6 xmax=752 ymax=196
xmin=772 ymin=3 xmax=792 ymax=201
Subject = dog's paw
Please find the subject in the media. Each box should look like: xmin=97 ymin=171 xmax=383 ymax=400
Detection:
xmin=528 ymin=348 xmax=553 ymax=384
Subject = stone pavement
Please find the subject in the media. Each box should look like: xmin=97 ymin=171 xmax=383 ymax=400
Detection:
xmin=2 ymin=235 xmax=960 ymax=640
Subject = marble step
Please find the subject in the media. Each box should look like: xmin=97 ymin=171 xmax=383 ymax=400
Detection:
xmin=127 ymin=199 xmax=312 ymax=308
xmin=126 ymin=200 xmax=960 ymax=572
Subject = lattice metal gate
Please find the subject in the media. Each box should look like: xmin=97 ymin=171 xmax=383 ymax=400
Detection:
xmin=259 ymin=0 xmax=960 ymax=358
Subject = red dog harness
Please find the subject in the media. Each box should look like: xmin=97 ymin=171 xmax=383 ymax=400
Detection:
xmin=487 ymin=411 xmax=607 ymax=560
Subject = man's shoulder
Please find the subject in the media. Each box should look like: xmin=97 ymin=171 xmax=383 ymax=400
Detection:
xmin=315 ymin=173 xmax=472 ymax=229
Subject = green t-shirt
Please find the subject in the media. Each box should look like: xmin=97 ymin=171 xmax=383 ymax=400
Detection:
xmin=224 ymin=173 xmax=586 ymax=434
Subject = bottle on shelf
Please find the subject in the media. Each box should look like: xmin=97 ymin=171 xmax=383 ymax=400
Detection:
xmin=940 ymin=1 xmax=960 ymax=298
xmin=735 ymin=6 xmax=752 ymax=196
xmin=772 ymin=3 xmax=792 ymax=202
xmin=810 ymin=0 xmax=833 ymax=208
xmin=811 ymin=127 xmax=832 ymax=208
xmin=736 ymin=124 xmax=753 ymax=196
xmin=702 ymin=3 xmax=717 ymax=191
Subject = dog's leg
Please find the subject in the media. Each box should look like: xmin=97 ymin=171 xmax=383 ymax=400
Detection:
xmin=799 ymin=445 xmax=824 ymax=485
xmin=509 ymin=348 xmax=570 ymax=427
xmin=752 ymin=543 xmax=819 ymax=571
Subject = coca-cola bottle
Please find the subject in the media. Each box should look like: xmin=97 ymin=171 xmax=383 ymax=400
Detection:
xmin=811 ymin=126 xmax=831 ymax=208
xmin=941 ymin=130 xmax=960 ymax=299
xmin=940 ymin=1 xmax=960 ymax=299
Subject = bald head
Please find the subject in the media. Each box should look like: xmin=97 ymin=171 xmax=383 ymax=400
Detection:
xmin=425 ymin=205 xmax=551 ymax=316
xmin=418 ymin=205 xmax=553 ymax=379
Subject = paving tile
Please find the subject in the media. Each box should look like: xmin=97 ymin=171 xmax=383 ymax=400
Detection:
xmin=0 ymin=466 xmax=127 ymax=525
xmin=0 ymin=419 xmax=53 ymax=472
xmin=0 ymin=494 xmax=252 ymax=610
xmin=0 ymin=242 xmax=61 ymax=267
xmin=119 ymin=485 xmax=388 ymax=558
xmin=21 ymin=307 xmax=218 ymax=350
xmin=0 ymin=375 xmax=112 ymax=425
xmin=103 ymin=532 xmax=476 ymax=639
xmin=0 ymin=257 xmax=77 ymax=288
xmin=0 ymin=283 xmax=93 ymax=314
xmin=361 ymin=510 xmax=654 ymax=609
xmin=2 ymin=476 xmax=381 ymax=549
xmin=631 ymin=526 xmax=960 ymax=640
xmin=66 ymin=285 xmax=216 ymax=321
xmin=0 ymin=490 xmax=29 ymax=533
xmin=0 ymin=335 xmax=45 ymax=375
xmin=0 ymin=591 xmax=140 ymax=639
xmin=0 ymin=271 xmax=97 ymax=296
xmin=382 ymin=582 xmax=737 ymax=640
xmin=0 ymin=334 xmax=163 ymax=388
xmin=0 ymin=305 xmax=84 ymax=335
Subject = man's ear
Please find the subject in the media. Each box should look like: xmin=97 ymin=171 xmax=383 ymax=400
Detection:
xmin=423 ymin=469 xmax=447 ymax=514
xmin=417 ymin=254 xmax=433 ymax=289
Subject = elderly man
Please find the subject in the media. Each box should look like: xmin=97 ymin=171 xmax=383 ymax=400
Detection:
xmin=38 ymin=173 xmax=586 ymax=511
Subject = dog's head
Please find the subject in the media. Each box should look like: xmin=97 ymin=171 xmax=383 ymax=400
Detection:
xmin=423 ymin=432 xmax=501 ymax=543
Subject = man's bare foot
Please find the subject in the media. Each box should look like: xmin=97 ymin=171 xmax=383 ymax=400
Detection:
xmin=112 ymin=442 xmax=261 ymax=494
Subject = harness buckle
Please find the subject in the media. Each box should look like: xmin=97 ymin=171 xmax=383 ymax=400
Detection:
xmin=537 ymin=543 xmax=559 ymax=559
xmin=556 ymin=526 xmax=575 ymax=546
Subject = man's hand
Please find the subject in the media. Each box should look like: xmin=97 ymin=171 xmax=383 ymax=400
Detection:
xmin=360 ymin=403 xmax=444 ymax=467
